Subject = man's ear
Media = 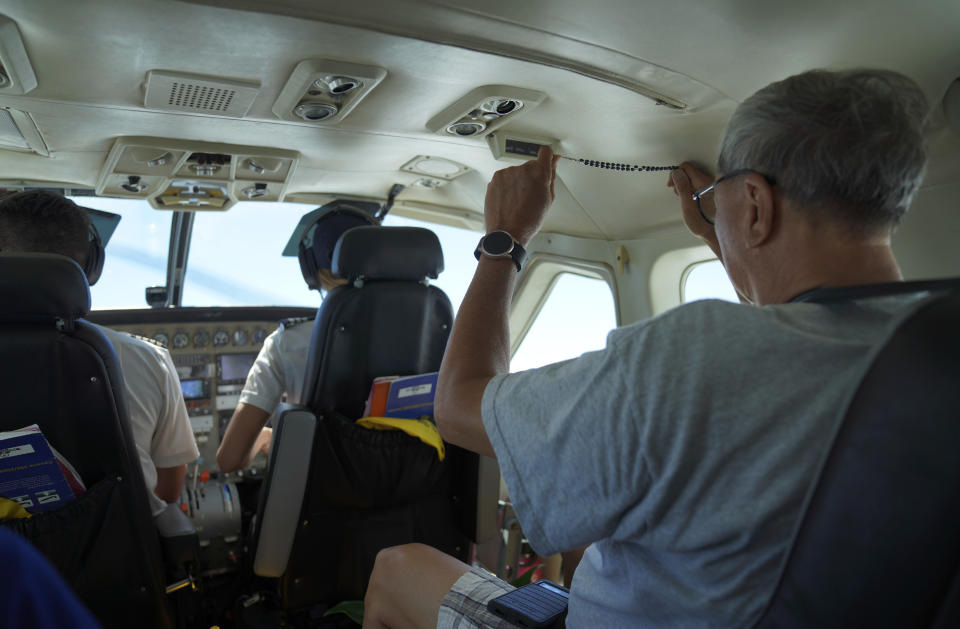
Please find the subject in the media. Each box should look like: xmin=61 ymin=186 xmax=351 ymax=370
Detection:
xmin=742 ymin=174 xmax=777 ymax=248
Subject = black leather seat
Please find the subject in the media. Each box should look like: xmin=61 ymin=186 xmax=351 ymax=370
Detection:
xmin=0 ymin=253 xmax=184 ymax=629
xmin=755 ymin=286 xmax=960 ymax=628
xmin=251 ymin=226 xmax=498 ymax=615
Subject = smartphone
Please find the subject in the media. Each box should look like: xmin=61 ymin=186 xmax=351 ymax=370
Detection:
xmin=486 ymin=579 xmax=570 ymax=628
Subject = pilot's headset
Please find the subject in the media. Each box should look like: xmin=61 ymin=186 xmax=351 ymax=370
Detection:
xmin=297 ymin=207 xmax=378 ymax=290
xmin=84 ymin=221 xmax=105 ymax=286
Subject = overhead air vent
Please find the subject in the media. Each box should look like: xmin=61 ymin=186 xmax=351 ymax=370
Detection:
xmin=144 ymin=71 xmax=260 ymax=117
xmin=272 ymin=59 xmax=386 ymax=125
xmin=427 ymin=86 xmax=546 ymax=138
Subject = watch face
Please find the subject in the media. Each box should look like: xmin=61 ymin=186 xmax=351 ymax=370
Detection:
xmin=483 ymin=231 xmax=514 ymax=256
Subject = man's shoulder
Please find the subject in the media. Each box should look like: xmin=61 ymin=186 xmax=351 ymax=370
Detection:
xmin=93 ymin=323 xmax=170 ymax=364
xmin=279 ymin=316 xmax=313 ymax=331
xmin=612 ymin=299 xmax=748 ymax=340
xmin=273 ymin=316 xmax=314 ymax=347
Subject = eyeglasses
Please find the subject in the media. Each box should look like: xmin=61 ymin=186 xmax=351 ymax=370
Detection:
xmin=691 ymin=169 xmax=777 ymax=225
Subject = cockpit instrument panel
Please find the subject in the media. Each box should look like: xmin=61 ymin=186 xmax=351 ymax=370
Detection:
xmin=88 ymin=306 xmax=315 ymax=476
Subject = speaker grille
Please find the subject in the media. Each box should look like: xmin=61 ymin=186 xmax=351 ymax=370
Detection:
xmin=168 ymin=82 xmax=236 ymax=112
xmin=145 ymin=71 xmax=259 ymax=117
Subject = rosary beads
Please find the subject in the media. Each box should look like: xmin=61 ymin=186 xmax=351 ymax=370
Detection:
xmin=559 ymin=155 xmax=678 ymax=172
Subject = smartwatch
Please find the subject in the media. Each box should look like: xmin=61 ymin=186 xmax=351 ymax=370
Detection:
xmin=474 ymin=230 xmax=526 ymax=272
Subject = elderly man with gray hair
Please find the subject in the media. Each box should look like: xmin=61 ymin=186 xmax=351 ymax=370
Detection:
xmin=361 ymin=69 xmax=931 ymax=628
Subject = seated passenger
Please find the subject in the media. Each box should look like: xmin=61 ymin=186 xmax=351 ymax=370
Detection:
xmin=217 ymin=206 xmax=376 ymax=473
xmin=0 ymin=192 xmax=199 ymax=516
xmin=362 ymin=68 xmax=932 ymax=627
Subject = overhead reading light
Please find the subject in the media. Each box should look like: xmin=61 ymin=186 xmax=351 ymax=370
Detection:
xmin=446 ymin=121 xmax=486 ymax=137
xmin=294 ymin=102 xmax=338 ymax=122
xmin=481 ymin=98 xmax=523 ymax=117
xmin=317 ymin=76 xmax=362 ymax=95
xmin=428 ymin=86 xmax=545 ymax=138
xmin=273 ymin=59 xmax=386 ymax=125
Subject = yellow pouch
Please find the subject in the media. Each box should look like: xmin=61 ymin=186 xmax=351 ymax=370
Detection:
xmin=355 ymin=416 xmax=445 ymax=461
xmin=0 ymin=496 xmax=31 ymax=519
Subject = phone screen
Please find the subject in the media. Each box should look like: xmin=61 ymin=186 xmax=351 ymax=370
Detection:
xmin=487 ymin=580 xmax=569 ymax=628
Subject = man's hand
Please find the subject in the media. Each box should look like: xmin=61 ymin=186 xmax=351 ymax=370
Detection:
xmin=668 ymin=162 xmax=722 ymax=260
xmin=484 ymin=146 xmax=560 ymax=245
xmin=252 ymin=426 xmax=272 ymax=458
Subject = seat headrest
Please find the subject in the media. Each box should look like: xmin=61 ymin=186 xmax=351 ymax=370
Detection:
xmin=0 ymin=253 xmax=91 ymax=320
xmin=332 ymin=226 xmax=444 ymax=281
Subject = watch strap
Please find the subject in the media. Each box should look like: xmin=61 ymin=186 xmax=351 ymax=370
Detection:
xmin=474 ymin=231 xmax=526 ymax=272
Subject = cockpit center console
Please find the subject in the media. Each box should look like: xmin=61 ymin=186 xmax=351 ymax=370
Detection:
xmin=88 ymin=306 xmax=314 ymax=577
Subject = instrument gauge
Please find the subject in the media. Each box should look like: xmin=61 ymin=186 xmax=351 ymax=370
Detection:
xmin=193 ymin=330 xmax=210 ymax=348
xmin=232 ymin=328 xmax=249 ymax=346
xmin=153 ymin=331 xmax=169 ymax=348
xmin=172 ymin=332 xmax=190 ymax=350
xmin=213 ymin=329 xmax=230 ymax=347
xmin=252 ymin=327 xmax=267 ymax=345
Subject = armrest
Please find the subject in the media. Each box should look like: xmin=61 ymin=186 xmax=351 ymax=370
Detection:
xmin=252 ymin=403 xmax=317 ymax=577
xmin=154 ymin=502 xmax=198 ymax=567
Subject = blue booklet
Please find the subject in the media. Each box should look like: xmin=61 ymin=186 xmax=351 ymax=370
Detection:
xmin=0 ymin=425 xmax=80 ymax=514
xmin=382 ymin=372 xmax=439 ymax=419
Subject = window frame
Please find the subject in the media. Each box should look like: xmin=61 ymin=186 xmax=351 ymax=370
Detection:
xmin=648 ymin=244 xmax=717 ymax=315
xmin=508 ymin=253 xmax=619 ymax=358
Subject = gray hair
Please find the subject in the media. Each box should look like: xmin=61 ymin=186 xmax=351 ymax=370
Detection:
xmin=718 ymin=69 xmax=929 ymax=230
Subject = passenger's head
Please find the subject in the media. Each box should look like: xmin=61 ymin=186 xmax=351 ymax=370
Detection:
xmin=297 ymin=207 xmax=377 ymax=291
xmin=718 ymin=69 xmax=928 ymax=233
xmin=0 ymin=191 xmax=103 ymax=283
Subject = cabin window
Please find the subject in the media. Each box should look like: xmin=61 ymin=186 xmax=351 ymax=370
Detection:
xmin=511 ymin=273 xmax=618 ymax=371
xmin=681 ymin=259 xmax=739 ymax=303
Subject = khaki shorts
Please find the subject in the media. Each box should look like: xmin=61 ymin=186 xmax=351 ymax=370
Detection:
xmin=437 ymin=566 xmax=517 ymax=628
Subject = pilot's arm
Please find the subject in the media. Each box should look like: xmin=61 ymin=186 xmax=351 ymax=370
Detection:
xmin=217 ymin=403 xmax=271 ymax=473
xmin=217 ymin=326 xmax=289 ymax=473
xmin=154 ymin=465 xmax=187 ymax=503
xmin=434 ymin=147 xmax=559 ymax=458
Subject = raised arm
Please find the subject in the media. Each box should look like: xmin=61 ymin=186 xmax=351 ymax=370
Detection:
xmin=434 ymin=147 xmax=560 ymax=457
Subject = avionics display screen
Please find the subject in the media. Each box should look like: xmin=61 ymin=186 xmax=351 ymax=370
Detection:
xmin=218 ymin=352 xmax=257 ymax=382
xmin=180 ymin=378 xmax=207 ymax=400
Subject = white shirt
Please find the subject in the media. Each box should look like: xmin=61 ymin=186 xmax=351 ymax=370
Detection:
xmin=95 ymin=324 xmax=200 ymax=516
xmin=238 ymin=319 xmax=313 ymax=414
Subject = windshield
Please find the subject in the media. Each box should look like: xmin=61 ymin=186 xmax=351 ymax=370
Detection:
xmin=82 ymin=197 xmax=479 ymax=312
xmin=71 ymin=196 xmax=170 ymax=310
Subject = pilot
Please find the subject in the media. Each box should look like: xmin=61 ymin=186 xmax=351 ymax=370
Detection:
xmin=0 ymin=191 xmax=199 ymax=517
xmin=362 ymin=69 xmax=931 ymax=627
xmin=216 ymin=206 xmax=376 ymax=473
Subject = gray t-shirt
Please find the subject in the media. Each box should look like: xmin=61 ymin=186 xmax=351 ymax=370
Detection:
xmin=481 ymin=295 xmax=925 ymax=627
